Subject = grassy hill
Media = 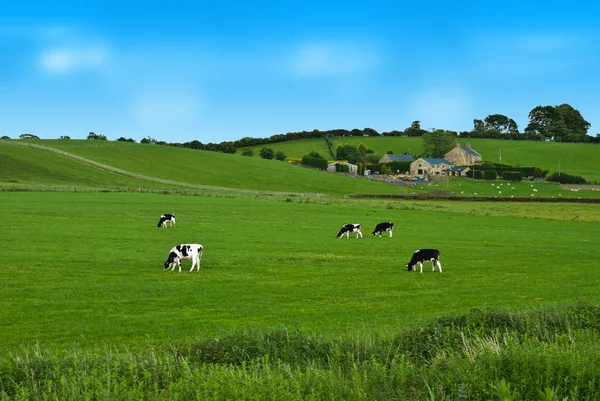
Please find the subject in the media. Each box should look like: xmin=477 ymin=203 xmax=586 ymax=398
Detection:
xmin=0 ymin=139 xmax=408 ymax=196
xmin=239 ymin=136 xmax=600 ymax=182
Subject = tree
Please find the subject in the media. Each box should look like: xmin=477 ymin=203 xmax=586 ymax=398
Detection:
xmin=59 ymin=135 xmax=71 ymax=140
xmin=484 ymin=114 xmax=519 ymax=134
xmin=404 ymin=121 xmax=427 ymax=137
xmin=556 ymin=103 xmax=590 ymax=140
xmin=87 ymin=132 xmax=107 ymax=140
xmin=140 ymin=136 xmax=157 ymax=144
xmin=422 ymin=130 xmax=456 ymax=158
xmin=362 ymin=127 xmax=380 ymax=136
xmin=525 ymin=104 xmax=590 ymax=141
xmin=259 ymin=147 xmax=274 ymax=159
xmin=472 ymin=119 xmax=485 ymax=133
xmin=19 ymin=133 xmax=40 ymax=139
xmin=275 ymin=151 xmax=287 ymax=161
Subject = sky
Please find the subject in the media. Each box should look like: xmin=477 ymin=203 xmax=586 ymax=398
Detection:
xmin=1 ymin=0 xmax=599 ymax=144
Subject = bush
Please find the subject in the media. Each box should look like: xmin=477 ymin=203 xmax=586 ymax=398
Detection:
xmin=502 ymin=171 xmax=523 ymax=182
xmin=469 ymin=170 xmax=484 ymax=179
xmin=335 ymin=163 xmax=349 ymax=173
xmin=259 ymin=147 xmax=274 ymax=159
xmin=483 ymin=170 xmax=497 ymax=180
xmin=546 ymin=172 xmax=587 ymax=184
xmin=275 ymin=151 xmax=287 ymax=161
xmin=241 ymin=148 xmax=254 ymax=157
xmin=301 ymin=155 xmax=328 ymax=170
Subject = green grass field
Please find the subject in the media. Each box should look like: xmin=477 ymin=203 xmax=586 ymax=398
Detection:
xmin=2 ymin=191 xmax=599 ymax=349
xmin=2 ymin=138 xmax=600 ymax=399
xmin=1 ymin=140 xmax=408 ymax=196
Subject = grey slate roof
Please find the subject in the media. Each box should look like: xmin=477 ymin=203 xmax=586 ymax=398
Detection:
xmin=462 ymin=146 xmax=481 ymax=156
xmin=422 ymin=158 xmax=453 ymax=165
xmin=385 ymin=154 xmax=414 ymax=162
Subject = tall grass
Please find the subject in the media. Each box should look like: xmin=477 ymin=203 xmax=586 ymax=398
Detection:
xmin=2 ymin=303 xmax=599 ymax=400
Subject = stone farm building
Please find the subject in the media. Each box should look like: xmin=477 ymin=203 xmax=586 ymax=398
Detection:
xmin=444 ymin=142 xmax=482 ymax=165
xmin=410 ymin=158 xmax=454 ymax=176
xmin=327 ymin=161 xmax=358 ymax=175
xmin=378 ymin=154 xmax=415 ymax=164
xmin=444 ymin=166 xmax=471 ymax=177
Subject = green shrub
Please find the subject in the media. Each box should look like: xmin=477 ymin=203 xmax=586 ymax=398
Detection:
xmin=546 ymin=172 xmax=587 ymax=184
xmin=502 ymin=171 xmax=523 ymax=182
xmin=301 ymin=155 xmax=328 ymax=170
xmin=469 ymin=170 xmax=484 ymax=179
xmin=241 ymin=148 xmax=254 ymax=157
xmin=483 ymin=170 xmax=498 ymax=180
xmin=259 ymin=147 xmax=274 ymax=159
xmin=275 ymin=151 xmax=287 ymax=161
xmin=335 ymin=163 xmax=349 ymax=173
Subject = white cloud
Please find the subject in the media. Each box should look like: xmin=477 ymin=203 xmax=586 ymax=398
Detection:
xmin=410 ymin=84 xmax=473 ymax=132
xmin=289 ymin=41 xmax=378 ymax=78
xmin=40 ymin=45 xmax=108 ymax=73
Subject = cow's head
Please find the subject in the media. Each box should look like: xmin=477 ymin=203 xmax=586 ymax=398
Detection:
xmin=406 ymin=263 xmax=415 ymax=272
xmin=164 ymin=252 xmax=179 ymax=270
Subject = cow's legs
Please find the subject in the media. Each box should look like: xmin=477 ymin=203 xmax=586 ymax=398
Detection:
xmin=437 ymin=260 xmax=442 ymax=273
xmin=419 ymin=262 xmax=423 ymax=273
xmin=389 ymin=230 xmax=392 ymax=238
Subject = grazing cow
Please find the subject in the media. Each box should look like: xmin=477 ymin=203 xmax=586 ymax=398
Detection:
xmin=157 ymin=214 xmax=176 ymax=228
xmin=164 ymin=244 xmax=203 ymax=272
xmin=337 ymin=224 xmax=363 ymax=239
xmin=406 ymin=249 xmax=442 ymax=273
xmin=372 ymin=222 xmax=394 ymax=237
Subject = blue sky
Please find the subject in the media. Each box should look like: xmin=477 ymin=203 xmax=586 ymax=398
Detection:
xmin=1 ymin=0 xmax=599 ymax=143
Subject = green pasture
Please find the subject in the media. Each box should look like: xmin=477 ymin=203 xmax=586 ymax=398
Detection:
xmin=239 ymin=136 xmax=600 ymax=182
xmin=405 ymin=176 xmax=600 ymax=199
xmin=3 ymin=140 xmax=406 ymax=196
xmin=2 ymin=191 xmax=599 ymax=351
xmin=238 ymin=137 xmax=335 ymax=159
xmin=332 ymin=137 xmax=600 ymax=182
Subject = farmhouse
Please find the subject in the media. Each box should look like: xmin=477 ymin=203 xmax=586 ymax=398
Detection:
xmin=378 ymin=153 xmax=414 ymax=164
xmin=444 ymin=142 xmax=482 ymax=165
xmin=444 ymin=166 xmax=471 ymax=177
xmin=410 ymin=158 xmax=454 ymax=176
xmin=327 ymin=161 xmax=358 ymax=175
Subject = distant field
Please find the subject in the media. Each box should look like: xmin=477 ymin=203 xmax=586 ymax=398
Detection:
xmin=1 ymin=140 xmax=407 ymax=196
xmin=1 ymin=191 xmax=599 ymax=350
xmin=239 ymin=136 xmax=600 ymax=182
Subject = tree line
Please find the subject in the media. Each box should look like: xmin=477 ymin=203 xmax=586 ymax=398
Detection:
xmin=10 ymin=103 xmax=598 ymax=153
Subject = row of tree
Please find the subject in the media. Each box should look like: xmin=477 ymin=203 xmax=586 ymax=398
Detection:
xmin=10 ymin=103 xmax=598 ymax=155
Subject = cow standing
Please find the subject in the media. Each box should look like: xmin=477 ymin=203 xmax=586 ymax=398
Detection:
xmin=406 ymin=249 xmax=442 ymax=273
xmin=164 ymin=244 xmax=203 ymax=272
xmin=372 ymin=222 xmax=394 ymax=237
xmin=157 ymin=214 xmax=176 ymax=228
xmin=337 ymin=224 xmax=363 ymax=239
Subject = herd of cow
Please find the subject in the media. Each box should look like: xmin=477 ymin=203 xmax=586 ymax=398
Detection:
xmin=158 ymin=214 xmax=442 ymax=274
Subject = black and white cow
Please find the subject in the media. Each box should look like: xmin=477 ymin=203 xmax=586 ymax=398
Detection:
xmin=337 ymin=224 xmax=363 ymax=239
xmin=157 ymin=214 xmax=176 ymax=228
xmin=372 ymin=222 xmax=394 ymax=237
xmin=406 ymin=249 xmax=442 ymax=273
xmin=164 ymin=244 xmax=203 ymax=272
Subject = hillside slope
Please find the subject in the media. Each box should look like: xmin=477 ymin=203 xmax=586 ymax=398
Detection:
xmin=239 ymin=137 xmax=600 ymax=182
xmin=1 ymin=140 xmax=407 ymax=195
